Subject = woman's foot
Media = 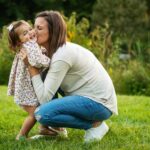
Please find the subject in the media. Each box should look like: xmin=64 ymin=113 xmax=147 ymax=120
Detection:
xmin=39 ymin=125 xmax=68 ymax=137
xmin=39 ymin=127 xmax=58 ymax=136
xmin=84 ymin=122 xmax=109 ymax=143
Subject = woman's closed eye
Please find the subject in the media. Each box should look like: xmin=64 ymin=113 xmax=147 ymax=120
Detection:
xmin=36 ymin=26 xmax=42 ymax=30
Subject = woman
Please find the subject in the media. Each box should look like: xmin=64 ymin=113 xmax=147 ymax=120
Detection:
xmin=21 ymin=10 xmax=118 ymax=142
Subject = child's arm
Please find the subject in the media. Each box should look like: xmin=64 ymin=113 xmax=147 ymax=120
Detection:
xmin=23 ymin=40 xmax=50 ymax=68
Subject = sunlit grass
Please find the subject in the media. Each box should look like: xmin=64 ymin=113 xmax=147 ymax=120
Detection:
xmin=0 ymin=86 xmax=150 ymax=150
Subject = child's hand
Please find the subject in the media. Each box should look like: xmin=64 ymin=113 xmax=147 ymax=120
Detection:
xmin=19 ymin=48 xmax=29 ymax=66
xmin=19 ymin=47 xmax=40 ymax=77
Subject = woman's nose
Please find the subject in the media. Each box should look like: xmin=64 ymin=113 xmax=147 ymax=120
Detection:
xmin=34 ymin=29 xmax=38 ymax=37
xmin=34 ymin=27 xmax=38 ymax=33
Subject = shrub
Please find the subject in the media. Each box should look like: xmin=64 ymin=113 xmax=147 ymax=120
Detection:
xmin=1 ymin=13 xmax=150 ymax=96
xmin=66 ymin=12 xmax=91 ymax=49
xmin=0 ymin=26 xmax=14 ymax=85
xmin=112 ymin=61 xmax=150 ymax=96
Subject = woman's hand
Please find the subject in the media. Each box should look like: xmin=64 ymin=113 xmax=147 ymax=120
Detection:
xmin=19 ymin=48 xmax=40 ymax=77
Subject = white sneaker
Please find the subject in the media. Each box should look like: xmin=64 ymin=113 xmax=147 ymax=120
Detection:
xmin=84 ymin=122 xmax=109 ymax=143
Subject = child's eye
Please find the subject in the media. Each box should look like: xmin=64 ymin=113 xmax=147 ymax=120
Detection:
xmin=23 ymin=31 xmax=28 ymax=35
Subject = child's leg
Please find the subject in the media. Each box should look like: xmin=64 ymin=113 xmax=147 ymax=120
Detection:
xmin=16 ymin=105 xmax=37 ymax=140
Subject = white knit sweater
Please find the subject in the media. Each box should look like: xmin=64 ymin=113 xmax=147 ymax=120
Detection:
xmin=32 ymin=42 xmax=118 ymax=114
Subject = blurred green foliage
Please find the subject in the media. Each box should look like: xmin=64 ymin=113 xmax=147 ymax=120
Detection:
xmin=0 ymin=27 xmax=15 ymax=85
xmin=92 ymin=0 xmax=149 ymax=39
xmin=0 ymin=0 xmax=96 ymax=28
xmin=0 ymin=0 xmax=150 ymax=95
xmin=111 ymin=61 xmax=150 ymax=96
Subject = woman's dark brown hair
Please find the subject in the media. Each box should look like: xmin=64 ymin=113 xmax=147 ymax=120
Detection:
xmin=8 ymin=20 xmax=27 ymax=52
xmin=35 ymin=10 xmax=67 ymax=58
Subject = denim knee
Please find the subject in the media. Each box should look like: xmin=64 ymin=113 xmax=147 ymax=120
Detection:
xmin=34 ymin=107 xmax=48 ymax=125
xmin=34 ymin=106 xmax=41 ymax=120
xmin=34 ymin=106 xmax=56 ymax=125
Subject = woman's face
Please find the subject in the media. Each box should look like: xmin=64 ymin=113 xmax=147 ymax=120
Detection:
xmin=34 ymin=17 xmax=49 ymax=47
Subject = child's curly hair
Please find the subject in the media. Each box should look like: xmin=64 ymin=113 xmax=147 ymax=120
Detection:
xmin=7 ymin=20 xmax=27 ymax=52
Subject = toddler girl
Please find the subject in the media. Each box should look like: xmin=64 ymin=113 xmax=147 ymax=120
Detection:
xmin=7 ymin=20 xmax=55 ymax=140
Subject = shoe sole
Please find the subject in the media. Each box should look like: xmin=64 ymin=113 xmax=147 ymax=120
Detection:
xmin=84 ymin=124 xmax=109 ymax=143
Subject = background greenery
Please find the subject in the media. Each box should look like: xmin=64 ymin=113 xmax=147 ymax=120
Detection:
xmin=0 ymin=86 xmax=150 ymax=150
xmin=0 ymin=0 xmax=150 ymax=96
xmin=0 ymin=1 xmax=149 ymax=148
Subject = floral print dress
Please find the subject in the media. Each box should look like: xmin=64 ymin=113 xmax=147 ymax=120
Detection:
xmin=7 ymin=40 xmax=50 ymax=106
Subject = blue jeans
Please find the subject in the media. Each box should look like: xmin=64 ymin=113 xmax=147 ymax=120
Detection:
xmin=34 ymin=95 xmax=112 ymax=130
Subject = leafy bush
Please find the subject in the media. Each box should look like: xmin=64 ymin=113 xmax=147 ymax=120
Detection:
xmin=0 ymin=27 xmax=14 ymax=85
xmin=66 ymin=12 xmax=91 ymax=49
xmin=0 ymin=13 xmax=150 ymax=96
xmin=112 ymin=61 xmax=150 ymax=96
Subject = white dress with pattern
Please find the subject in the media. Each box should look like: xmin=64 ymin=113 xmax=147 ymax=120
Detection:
xmin=7 ymin=40 xmax=50 ymax=106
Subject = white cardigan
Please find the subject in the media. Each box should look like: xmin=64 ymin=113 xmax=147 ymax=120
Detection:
xmin=32 ymin=42 xmax=118 ymax=114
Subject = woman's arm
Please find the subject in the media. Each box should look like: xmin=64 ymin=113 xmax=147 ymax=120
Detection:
xmin=20 ymin=49 xmax=70 ymax=104
xmin=30 ymin=61 xmax=70 ymax=104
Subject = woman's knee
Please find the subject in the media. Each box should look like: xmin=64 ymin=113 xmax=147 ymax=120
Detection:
xmin=34 ymin=105 xmax=56 ymax=125
xmin=34 ymin=106 xmax=43 ymax=122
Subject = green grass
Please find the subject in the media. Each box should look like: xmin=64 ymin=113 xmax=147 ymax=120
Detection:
xmin=0 ymin=86 xmax=150 ymax=150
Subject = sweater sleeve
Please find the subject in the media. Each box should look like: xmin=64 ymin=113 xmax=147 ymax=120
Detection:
xmin=23 ymin=41 xmax=50 ymax=68
xmin=31 ymin=60 xmax=70 ymax=104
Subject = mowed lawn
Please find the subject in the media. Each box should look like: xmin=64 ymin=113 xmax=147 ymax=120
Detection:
xmin=0 ymin=86 xmax=150 ymax=150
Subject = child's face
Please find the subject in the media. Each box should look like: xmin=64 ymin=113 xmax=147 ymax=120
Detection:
xmin=17 ymin=23 xmax=37 ymax=43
